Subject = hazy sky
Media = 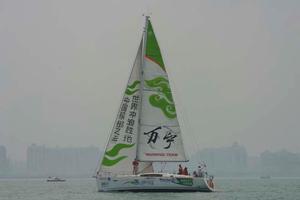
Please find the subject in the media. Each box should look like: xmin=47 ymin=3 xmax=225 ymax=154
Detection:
xmin=1 ymin=0 xmax=300 ymax=161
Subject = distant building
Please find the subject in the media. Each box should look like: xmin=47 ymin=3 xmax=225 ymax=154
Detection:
xmin=191 ymin=142 xmax=248 ymax=176
xmin=260 ymin=150 xmax=300 ymax=177
xmin=26 ymin=144 xmax=101 ymax=177
xmin=0 ymin=145 xmax=9 ymax=174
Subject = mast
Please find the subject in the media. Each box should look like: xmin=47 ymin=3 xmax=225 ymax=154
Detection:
xmin=136 ymin=15 xmax=150 ymax=160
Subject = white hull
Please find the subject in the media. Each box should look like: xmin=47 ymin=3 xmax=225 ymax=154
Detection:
xmin=96 ymin=173 xmax=214 ymax=192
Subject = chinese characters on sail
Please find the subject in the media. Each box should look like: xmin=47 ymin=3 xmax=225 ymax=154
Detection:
xmin=144 ymin=126 xmax=177 ymax=149
xmin=111 ymin=95 xmax=139 ymax=144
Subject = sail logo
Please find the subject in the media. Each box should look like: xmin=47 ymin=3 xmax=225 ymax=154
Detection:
xmin=145 ymin=76 xmax=177 ymax=119
xmin=102 ymin=143 xmax=135 ymax=166
xmin=125 ymin=80 xmax=140 ymax=95
xmin=144 ymin=126 xmax=178 ymax=150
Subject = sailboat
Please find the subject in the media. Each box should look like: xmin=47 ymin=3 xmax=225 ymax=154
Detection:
xmin=96 ymin=16 xmax=214 ymax=192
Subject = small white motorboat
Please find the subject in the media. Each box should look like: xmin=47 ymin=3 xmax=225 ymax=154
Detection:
xmin=47 ymin=177 xmax=66 ymax=182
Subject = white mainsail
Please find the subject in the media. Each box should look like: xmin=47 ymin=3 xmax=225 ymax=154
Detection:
xmin=99 ymin=40 xmax=153 ymax=175
xmin=137 ymin=18 xmax=187 ymax=162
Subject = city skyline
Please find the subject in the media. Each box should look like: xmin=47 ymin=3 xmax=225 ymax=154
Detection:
xmin=0 ymin=142 xmax=298 ymax=162
xmin=1 ymin=143 xmax=300 ymax=178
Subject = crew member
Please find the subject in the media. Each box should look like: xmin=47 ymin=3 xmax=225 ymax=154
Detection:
xmin=183 ymin=167 xmax=188 ymax=175
xmin=178 ymin=164 xmax=183 ymax=175
xmin=132 ymin=159 xmax=139 ymax=175
xmin=198 ymin=165 xmax=203 ymax=177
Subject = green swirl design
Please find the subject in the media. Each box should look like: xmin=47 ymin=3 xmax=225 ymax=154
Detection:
xmin=145 ymin=77 xmax=177 ymax=119
xmin=102 ymin=143 xmax=135 ymax=167
xmin=102 ymin=155 xmax=127 ymax=166
xmin=125 ymin=80 xmax=140 ymax=95
xmin=105 ymin=143 xmax=135 ymax=157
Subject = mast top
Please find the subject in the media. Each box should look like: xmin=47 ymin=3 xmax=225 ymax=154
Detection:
xmin=143 ymin=14 xmax=150 ymax=32
xmin=143 ymin=13 xmax=151 ymax=19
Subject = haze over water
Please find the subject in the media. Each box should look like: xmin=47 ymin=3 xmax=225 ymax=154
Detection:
xmin=0 ymin=178 xmax=300 ymax=200
xmin=1 ymin=0 xmax=300 ymax=162
xmin=1 ymin=1 xmax=300 ymax=199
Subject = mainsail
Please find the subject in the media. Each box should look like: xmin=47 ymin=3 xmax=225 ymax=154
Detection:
xmin=137 ymin=18 xmax=187 ymax=162
xmin=99 ymin=40 xmax=153 ymax=175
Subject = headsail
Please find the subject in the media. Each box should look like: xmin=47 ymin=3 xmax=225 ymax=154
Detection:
xmin=99 ymin=40 xmax=153 ymax=175
xmin=137 ymin=18 xmax=187 ymax=162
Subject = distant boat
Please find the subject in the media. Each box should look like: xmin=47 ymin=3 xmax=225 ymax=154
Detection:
xmin=95 ymin=16 xmax=215 ymax=192
xmin=260 ymin=175 xmax=271 ymax=179
xmin=47 ymin=177 xmax=66 ymax=182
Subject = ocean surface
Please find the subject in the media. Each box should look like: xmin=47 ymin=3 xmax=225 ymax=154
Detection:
xmin=0 ymin=178 xmax=300 ymax=200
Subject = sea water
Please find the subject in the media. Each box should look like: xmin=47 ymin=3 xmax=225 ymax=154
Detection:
xmin=0 ymin=178 xmax=300 ymax=200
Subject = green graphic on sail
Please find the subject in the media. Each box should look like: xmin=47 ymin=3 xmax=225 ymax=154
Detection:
xmin=125 ymin=80 xmax=140 ymax=95
xmin=145 ymin=21 xmax=165 ymax=71
xmin=102 ymin=143 xmax=135 ymax=166
xmin=145 ymin=77 xmax=176 ymax=119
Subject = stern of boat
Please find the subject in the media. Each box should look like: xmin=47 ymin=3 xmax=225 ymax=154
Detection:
xmin=204 ymin=175 xmax=215 ymax=192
